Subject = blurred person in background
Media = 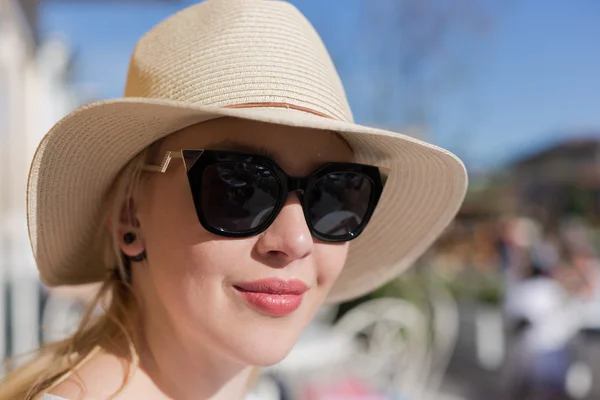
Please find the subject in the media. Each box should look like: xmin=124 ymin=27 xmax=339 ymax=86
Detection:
xmin=555 ymin=219 xmax=600 ymax=303
xmin=558 ymin=242 xmax=600 ymax=333
xmin=504 ymin=247 xmax=581 ymax=400
xmin=0 ymin=1 xmax=467 ymax=399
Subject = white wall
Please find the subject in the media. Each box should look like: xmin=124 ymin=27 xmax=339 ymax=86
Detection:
xmin=0 ymin=0 xmax=78 ymax=369
xmin=0 ymin=0 xmax=41 ymax=369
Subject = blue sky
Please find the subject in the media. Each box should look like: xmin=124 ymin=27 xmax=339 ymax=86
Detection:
xmin=40 ymin=0 xmax=600 ymax=172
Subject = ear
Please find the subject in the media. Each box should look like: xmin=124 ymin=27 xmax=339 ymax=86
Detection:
xmin=114 ymin=198 xmax=146 ymax=258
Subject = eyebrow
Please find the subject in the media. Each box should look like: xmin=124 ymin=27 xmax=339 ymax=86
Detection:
xmin=208 ymin=140 xmax=276 ymax=158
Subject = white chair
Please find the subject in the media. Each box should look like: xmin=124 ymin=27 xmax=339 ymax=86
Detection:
xmin=333 ymin=297 xmax=430 ymax=397
xmin=331 ymin=281 xmax=460 ymax=400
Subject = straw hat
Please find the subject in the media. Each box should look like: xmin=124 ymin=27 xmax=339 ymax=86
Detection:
xmin=27 ymin=0 xmax=467 ymax=303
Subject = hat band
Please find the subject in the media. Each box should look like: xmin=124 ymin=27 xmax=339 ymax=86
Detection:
xmin=224 ymin=102 xmax=333 ymax=119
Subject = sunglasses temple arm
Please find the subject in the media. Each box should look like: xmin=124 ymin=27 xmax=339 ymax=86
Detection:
xmin=142 ymin=151 xmax=183 ymax=173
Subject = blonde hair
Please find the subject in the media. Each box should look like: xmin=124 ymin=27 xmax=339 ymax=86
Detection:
xmin=0 ymin=145 xmax=154 ymax=400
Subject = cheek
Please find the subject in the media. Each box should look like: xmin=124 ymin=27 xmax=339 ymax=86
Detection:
xmin=140 ymin=173 xmax=198 ymax=243
xmin=137 ymin=175 xmax=256 ymax=303
xmin=137 ymin=176 xmax=223 ymax=295
xmin=315 ymin=242 xmax=349 ymax=290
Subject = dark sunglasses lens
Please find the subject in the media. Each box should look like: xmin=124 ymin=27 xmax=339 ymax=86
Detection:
xmin=200 ymin=162 xmax=281 ymax=233
xmin=306 ymin=172 xmax=373 ymax=239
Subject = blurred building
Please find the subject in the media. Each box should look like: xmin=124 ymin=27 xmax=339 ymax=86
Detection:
xmin=508 ymin=136 xmax=600 ymax=227
xmin=0 ymin=0 xmax=79 ymax=369
xmin=0 ymin=0 xmax=41 ymax=370
xmin=457 ymin=136 xmax=600 ymax=224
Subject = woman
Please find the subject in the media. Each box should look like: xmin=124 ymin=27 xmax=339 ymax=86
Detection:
xmin=0 ymin=0 xmax=467 ymax=399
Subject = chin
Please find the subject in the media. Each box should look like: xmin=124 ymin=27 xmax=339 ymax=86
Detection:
xmin=230 ymin=326 xmax=303 ymax=367
xmin=242 ymin=347 xmax=295 ymax=367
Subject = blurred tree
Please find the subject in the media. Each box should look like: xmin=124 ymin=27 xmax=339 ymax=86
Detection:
xmin=356 ymin=0 xmax=496 ymax=142
xmin=333 ymin=0 xmax=511 ymax=320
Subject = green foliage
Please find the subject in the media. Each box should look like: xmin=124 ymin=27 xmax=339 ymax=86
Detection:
xmin=336 ymin=264 xmax=504 ymax=324
xmin=442 ymin=268 xmax=504 ymax=305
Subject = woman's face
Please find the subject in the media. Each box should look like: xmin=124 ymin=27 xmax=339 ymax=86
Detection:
xmin=128 ymin=117 xmax=353 ymax=366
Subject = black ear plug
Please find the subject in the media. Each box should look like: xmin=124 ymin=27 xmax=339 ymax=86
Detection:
xmin=124 ymin=232 xmax=136 ymax=244
xmin=122 ymin=232 xmax=147 ymax=263
xmin=129 ymin=251 xmax=147 ymax=262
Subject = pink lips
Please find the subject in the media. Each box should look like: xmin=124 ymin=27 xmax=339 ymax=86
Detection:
xmin=234 ymin=278 xmax=308 ymax=317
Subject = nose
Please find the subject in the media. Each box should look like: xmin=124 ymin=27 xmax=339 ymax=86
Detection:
xmin=254 ymin=194 xmax=313 ymax=267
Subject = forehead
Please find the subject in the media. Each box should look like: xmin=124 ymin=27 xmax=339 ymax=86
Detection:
xmin=160 ymin=117 xmax=354 ymax=174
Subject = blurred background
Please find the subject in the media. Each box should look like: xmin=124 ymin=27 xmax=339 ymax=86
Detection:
xmin=1 ymin=0 xmax=600 ymax=399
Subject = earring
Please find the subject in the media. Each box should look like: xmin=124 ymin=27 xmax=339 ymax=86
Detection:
xmin=123 ymin=232 xmax=147 ymax=262
xmin=124 ymin=232 xmax=136 ymax=244
xmin=129 ymin=251 xmax=147 ymax=262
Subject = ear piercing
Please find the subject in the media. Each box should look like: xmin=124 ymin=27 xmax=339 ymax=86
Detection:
xmin=123 ymin=232 xmax=147 ymax=262
xmin=129 ymin=251 xmax=147 ymax=262
xmin=124 ymin=232 xmax=137 ymax=244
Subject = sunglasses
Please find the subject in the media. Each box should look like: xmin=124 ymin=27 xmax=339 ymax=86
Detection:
xmin=143 ymin=149 xmax=387 ymax=242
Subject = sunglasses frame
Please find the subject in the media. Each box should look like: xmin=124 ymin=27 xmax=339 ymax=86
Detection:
xmin=144 ymin=149 xmax=388 ymax=242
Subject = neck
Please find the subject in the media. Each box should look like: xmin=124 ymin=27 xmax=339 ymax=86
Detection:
xmin=116 ymin=282 xmax=255 ymax=400
xmin=140 ymin=340 xmax=251 ymax=400
xmin=137 ymin=322 xmax=254 ymax=400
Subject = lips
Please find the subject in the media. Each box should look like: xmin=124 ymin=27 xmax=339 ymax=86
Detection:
xmin=234 ymin=278 xmax=308 ymax=317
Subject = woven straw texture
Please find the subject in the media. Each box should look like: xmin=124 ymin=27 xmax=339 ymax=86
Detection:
xmin=27 ymin=0 xmax=468 ymax=303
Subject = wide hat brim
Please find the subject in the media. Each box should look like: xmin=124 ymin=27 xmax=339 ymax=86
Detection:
xmin=27 ymin=97 xmax=467 ymax=303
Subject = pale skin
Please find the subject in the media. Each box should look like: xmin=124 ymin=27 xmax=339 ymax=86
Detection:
xmin=49 ymin=117 xmax=354 ymax=400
